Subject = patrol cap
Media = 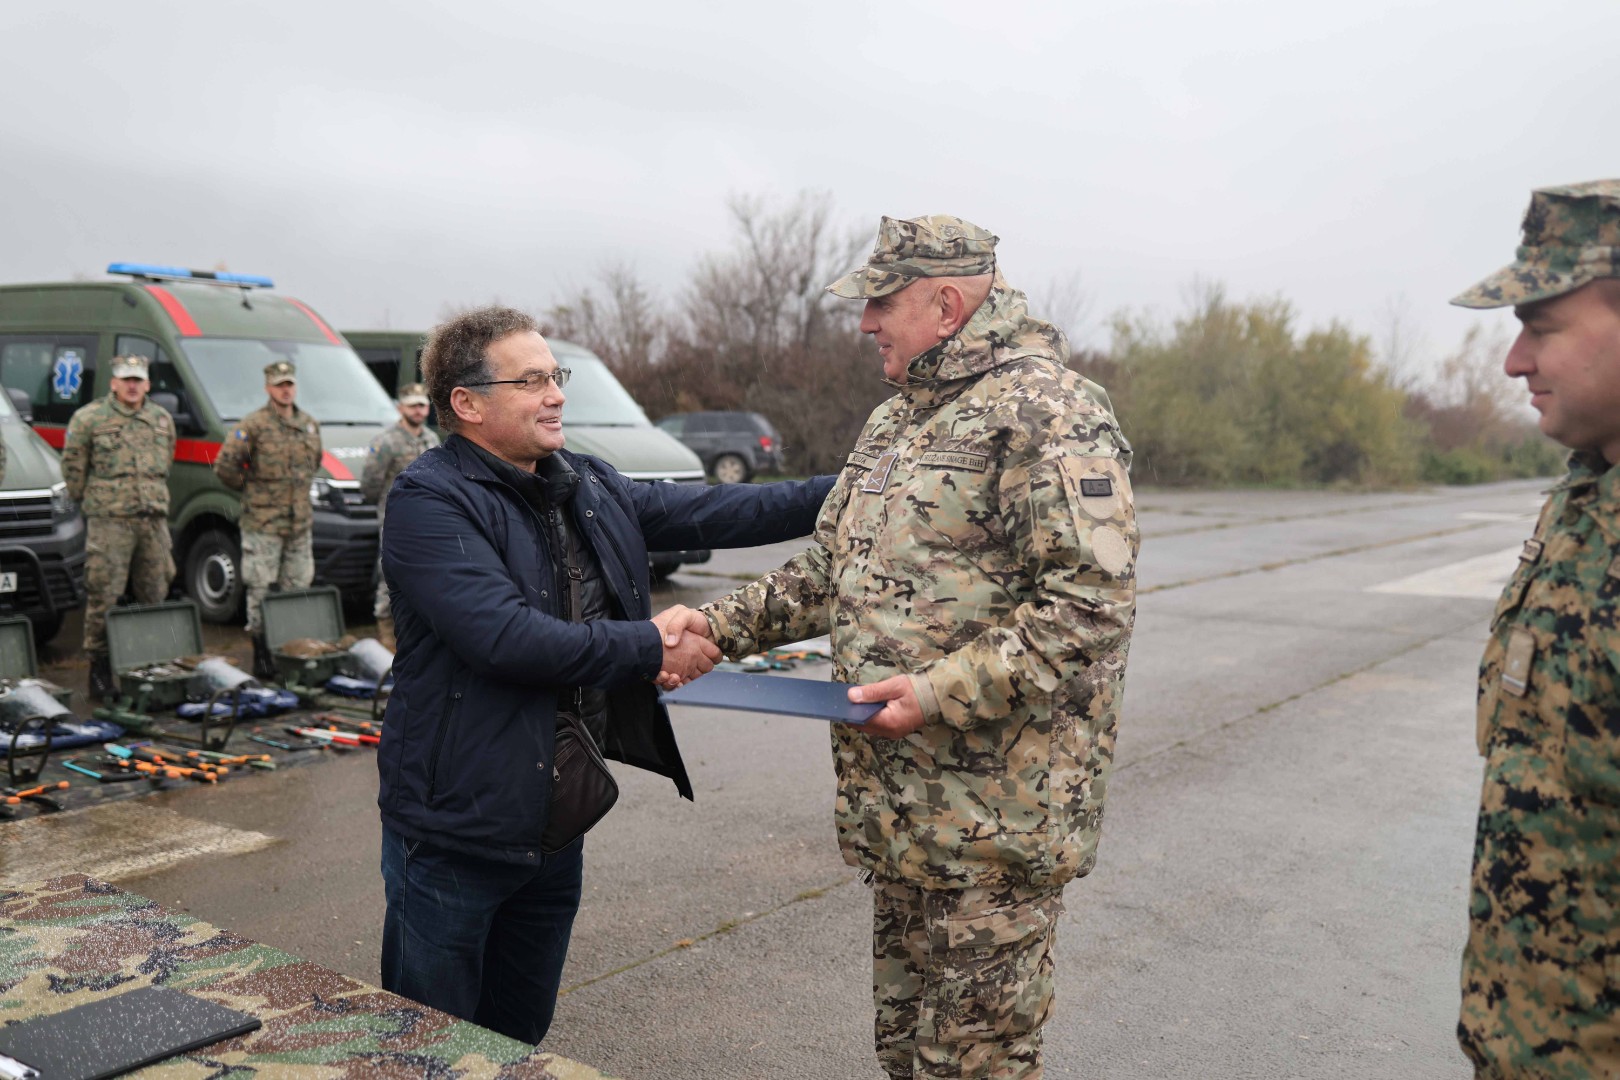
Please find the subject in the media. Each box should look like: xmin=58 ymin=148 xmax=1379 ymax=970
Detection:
xmin=1452 ymin=180 xmax=1620 ymax=309
xmin=826 ymin=215 xmax=999 ymax=299
xmin=264 ymin=360 xmax=297 ymax=384
xmin=109 ymin=354 xmax=150 ymax=380
xmin=397 ymin=382 xmax=429 ymax=406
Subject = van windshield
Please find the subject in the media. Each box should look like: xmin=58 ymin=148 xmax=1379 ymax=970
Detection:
xmin=551 ymin=347 xmax=650 ymax=427
xmin=180 ymin=339 xmax=399 ymax=425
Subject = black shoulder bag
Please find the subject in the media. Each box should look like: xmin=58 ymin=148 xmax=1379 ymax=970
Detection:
xmin=541 ymin=710 xmax=619 ymax=853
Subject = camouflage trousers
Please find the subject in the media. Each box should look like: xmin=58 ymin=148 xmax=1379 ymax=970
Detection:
xmin=82 ymin=516 xmax=175 ymax=654
xmin=872 ymin=878 xmax=1064 ymax=1079
xmin=373 ymin=523 xmax=390 ymax=620
xmin=241 ymin=529 xmax=313 ymax=634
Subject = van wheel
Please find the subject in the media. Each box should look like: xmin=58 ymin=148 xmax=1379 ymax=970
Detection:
xmin=185 ymin=529 xmax=244 ymax=624
xmin=712 ymin=454 xmax=751 ymax=484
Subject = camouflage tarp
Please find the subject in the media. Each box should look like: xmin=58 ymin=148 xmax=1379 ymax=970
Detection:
xmin=0 ymin=874 xmax=616 ymax=1078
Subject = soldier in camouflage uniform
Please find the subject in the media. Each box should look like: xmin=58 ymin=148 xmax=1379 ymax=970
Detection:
xmin=212 ymin=360 xmax=322 ymax=677
xmin=60 ymin=354 xmax=175 ymax=699
xmin=698 ymin=216 xmax=1138 ymax=1079
xmin=359 ymin=382 xmax=438 ymax=648
xmin=1452 ymin=180 xmax=1620 ymax=1078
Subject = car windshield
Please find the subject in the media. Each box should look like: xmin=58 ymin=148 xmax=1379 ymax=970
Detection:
xmin=179 ymin=339 xmax=399 ymax=424
xmin=551 ymin=344 xmax=650 ymax=427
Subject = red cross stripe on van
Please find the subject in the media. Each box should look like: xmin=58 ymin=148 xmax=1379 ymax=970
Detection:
xmin=31 ymin=426 xmax=353 ymax=479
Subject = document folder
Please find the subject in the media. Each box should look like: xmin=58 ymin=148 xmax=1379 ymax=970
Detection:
xmin=662 ymin=671 xmax=879 ymax=725
xmin=0 ymin=984 xmax=261 ymax=1080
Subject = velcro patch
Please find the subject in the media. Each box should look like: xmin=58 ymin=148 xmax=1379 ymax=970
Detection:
xmin=1080 ymin=477 xmax=1113 ymax=498
xmin=1520 ymin=539 xmax=1544 ymax=563
xmin=917 ymin=450 xmax=989 ymax=472
xmin=861 ymin=452 xmax=900 ymax=494
xmin=846 ymin=450 xmax=881 ymax=470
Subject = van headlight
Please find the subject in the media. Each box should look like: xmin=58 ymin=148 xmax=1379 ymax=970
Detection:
xmin=309 ymin=478 xmax=334 ymax=508
xmin=49 ymin=482 xmax=74 ymax=520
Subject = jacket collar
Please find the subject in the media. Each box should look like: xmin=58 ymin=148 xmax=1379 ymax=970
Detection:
xmin=449 ymin=435 xmax=580 ymax=505
xmin=894 ymin=272 xmax=1070 ymax=409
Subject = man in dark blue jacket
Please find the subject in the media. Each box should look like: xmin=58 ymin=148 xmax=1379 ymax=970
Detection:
xmin=377 ymin=306 xmax=834 ymax=1044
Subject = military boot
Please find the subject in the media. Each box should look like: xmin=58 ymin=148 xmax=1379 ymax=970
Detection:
xmin=376 ymin=616 xmax=396 ymax=651
xmin=251 ymin=634 xmax=277 ymax=682
xmin=88 ymin=653 xmax=114 ymax=702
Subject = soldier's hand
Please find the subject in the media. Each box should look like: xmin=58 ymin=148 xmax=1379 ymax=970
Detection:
xmin=656 ymin=630 xmax=721 ymax=689
xmin=651 ymin=604 xmax=712 ymax=644
xmin=848 ymin=676 xmax=926 ymax=739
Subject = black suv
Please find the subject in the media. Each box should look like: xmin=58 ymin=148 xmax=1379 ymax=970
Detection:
xmin=656 ymin=411 xmax=784 ymax=483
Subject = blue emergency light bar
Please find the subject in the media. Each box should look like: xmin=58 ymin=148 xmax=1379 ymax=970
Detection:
xmin=107 ymin=263 xmax=275 ymax=289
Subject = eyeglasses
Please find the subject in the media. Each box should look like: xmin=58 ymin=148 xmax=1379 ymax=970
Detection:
xmin=462 ymin=368 xmax=572 ymax=393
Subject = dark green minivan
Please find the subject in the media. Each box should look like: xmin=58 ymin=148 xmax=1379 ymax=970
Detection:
xmin=0 ymin=265 xmax=398 ymax=623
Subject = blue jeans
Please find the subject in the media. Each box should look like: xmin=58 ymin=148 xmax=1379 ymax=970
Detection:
xmin=380 ymin=826 xmax=584 ymax=1045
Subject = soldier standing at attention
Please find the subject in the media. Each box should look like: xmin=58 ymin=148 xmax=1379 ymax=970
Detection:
xmin=360 ymin=382 xmax=438 ymax=648
xmin=61 ymin=354 xmax=175 ymax=699
xmin=212 ymin=360 xmax=322 ymax=677
xmin=697 ymin=216 xmax=1138 ymax=1079
xmin=1452 ymin=180 xmax=1620 ymax=1078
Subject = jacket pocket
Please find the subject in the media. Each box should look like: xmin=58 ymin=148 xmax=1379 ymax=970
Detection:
xmin=425 ymin=689 xmax=462 ymax=804
xmin=1564 ymin=597 xmax=1620 ymax=804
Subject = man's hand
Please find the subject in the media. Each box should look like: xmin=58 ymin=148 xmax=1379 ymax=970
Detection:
xmin=651 ymin=605 xmax=720 ymax=689
xmin=848 ymin=675 xmax=927 ymax=739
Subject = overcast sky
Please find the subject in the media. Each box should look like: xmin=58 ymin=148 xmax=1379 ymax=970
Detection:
xmin=4 ymin=0 xmax=1618 ymax=377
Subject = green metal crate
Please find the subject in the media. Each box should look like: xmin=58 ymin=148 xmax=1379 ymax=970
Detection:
xmin=262 ymin=587 xmax=353 ymax=686
xmin=106 ymin=600 xmax=205 ymax=709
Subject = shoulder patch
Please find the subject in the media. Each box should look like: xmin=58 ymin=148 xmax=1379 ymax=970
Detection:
xmin=1080 ymin=477 xmax=1113 ymax=497
xmin=234 ymin=429 xmax=247 ymax=440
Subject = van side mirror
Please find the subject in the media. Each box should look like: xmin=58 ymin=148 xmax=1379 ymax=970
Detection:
xmin=6 ymin=387 xmax=32 ymax=423
xmin=149 ymin=391 xmax=197 ymax=434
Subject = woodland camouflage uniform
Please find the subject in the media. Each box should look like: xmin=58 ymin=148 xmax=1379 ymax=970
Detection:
xmin=60 ymin=356 xmax=175 ymax=658
xmin=212 ymin=361 xmax=322 ymax=635
xmin=360 ymin=385 xmax=438 ymax=630
xmin=701 ymin=216 xmax=1137 ymax=1079
xmin=1453 ymin=180 xmax=1620 ymax=1078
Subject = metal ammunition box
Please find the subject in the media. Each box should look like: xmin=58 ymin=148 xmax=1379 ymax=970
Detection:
xmin=106 ymin=601 xmax=205 ymax=709
xmin=262 ymin=587 xmax=353 ymax=686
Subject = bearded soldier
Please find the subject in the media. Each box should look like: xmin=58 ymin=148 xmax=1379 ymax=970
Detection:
xmin=212 ymin=359 xmax=322 ymax=677
xmin=697 ymin=215 xmax=1138 ymax=1079
xmin=360 ymin=382 xmax=438 ymax=648
xmin=61 ymin=354 xmax=176 ymax=699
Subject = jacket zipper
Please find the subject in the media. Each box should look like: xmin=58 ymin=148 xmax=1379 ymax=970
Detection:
xmin=425 ymin=687 xmax=461 ymax=802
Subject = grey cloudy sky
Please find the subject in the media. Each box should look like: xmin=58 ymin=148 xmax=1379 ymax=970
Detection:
xmin=3 ymin=0 xmax=1617 ymax=375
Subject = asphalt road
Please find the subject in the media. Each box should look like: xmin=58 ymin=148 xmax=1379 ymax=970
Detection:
xmin=1 ymin=479 xmax=1551 ymax=1079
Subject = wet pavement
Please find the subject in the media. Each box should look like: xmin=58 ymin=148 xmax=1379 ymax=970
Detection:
xmin=1 ymin=480 xmax=1551 ymax=1078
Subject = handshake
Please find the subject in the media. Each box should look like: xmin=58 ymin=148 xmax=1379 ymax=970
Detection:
xmin=649 ymin=605 xmax=721 ymax=691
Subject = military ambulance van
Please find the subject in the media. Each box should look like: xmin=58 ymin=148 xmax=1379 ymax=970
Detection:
xmin=343 ymin=330 xmax=712 ymax=581
xmin=0 ymin=384 xmax=86 ymax=642
xmin=0 ymin=264 xmax=396 ymax=623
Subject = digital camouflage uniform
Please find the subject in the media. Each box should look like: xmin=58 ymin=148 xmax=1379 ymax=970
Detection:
xmin=360 ymin=404 xmax=439 ymax=620
xmin=701 ymin=216 xmax=1138 ymax=1080
xmin=211 ymin=362 xmax=322 ymax=633
xmin=60 ymin=377 xmax=175 ymax=655
xmin=1453 ymin=181 xmax=1620 ymax=1078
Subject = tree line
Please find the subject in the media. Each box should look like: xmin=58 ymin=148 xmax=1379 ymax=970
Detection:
xmin=543 ymin=193 xmax=1561 ymax=486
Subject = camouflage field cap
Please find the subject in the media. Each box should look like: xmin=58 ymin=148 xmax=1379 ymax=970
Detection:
xmin=827 ymin=215 xmax=999 ymax=299
xmin=397 ymin=382 xmax=429 ymax=406
xmin=264 ymin=360 xmax=297 ymax=384
xmin=1452 ymin=180 xmax=1620 ymax=309
xmin=109 ymin=354 xmax=150 ymax=380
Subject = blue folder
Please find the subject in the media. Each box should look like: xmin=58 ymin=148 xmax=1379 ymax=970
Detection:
xmin=661 ymin=671 xmax=879 ymax=725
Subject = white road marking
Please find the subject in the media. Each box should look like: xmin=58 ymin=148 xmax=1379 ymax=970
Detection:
xmin=1366 ymin=547 xmax=1522 ymax=599
xmin=1457 ymin=511 xmax=1536 ymax=522
xmin=0 ymin=802 xmax=276 ymax=886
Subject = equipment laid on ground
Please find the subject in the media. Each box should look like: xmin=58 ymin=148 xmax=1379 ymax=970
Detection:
xmin=261 ymin=588 xmax=394 ymax=705
xmin=95 ymin=601 xmax=244 ymax=749
xmin=0 ymin=615 xmax=123 ymax=786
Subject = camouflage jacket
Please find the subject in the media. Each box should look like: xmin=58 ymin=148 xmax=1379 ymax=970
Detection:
xmin=60 ymin=394 xmax=174 ymax=517
xmin=360 ymin=421 xmax=440 ymax=519
xmin=212 ymin=402 xmax=322 ymax=535
xmin=1462 ymin=452 xmax=1620 ymax=1076
xmin=701 ymin=279 xmax=1138 ymax=891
